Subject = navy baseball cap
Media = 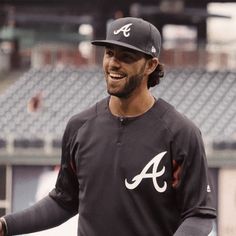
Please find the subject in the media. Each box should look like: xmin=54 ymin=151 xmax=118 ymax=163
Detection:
xmin=91 ymin=17 xmax=162 ymax=58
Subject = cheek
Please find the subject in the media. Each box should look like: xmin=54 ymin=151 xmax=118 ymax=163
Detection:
xmin=102 ymin=57 xmax=107 ymax=70
xmin=102 ymin=54 xmax=110 ymax=70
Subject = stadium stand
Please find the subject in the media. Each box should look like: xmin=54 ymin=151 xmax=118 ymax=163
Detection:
xmin=0 ymin=66 xmax=236 ymax=153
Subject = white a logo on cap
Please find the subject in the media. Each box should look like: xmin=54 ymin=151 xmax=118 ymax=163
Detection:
xmin=114 ymin=23 xmax=133 ymax=37
xmin=151 ymin=46 xmax=156 ymax=54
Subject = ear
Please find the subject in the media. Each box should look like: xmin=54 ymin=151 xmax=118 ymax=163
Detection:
xmin=145 ymin=57 xmax=159 ymax=76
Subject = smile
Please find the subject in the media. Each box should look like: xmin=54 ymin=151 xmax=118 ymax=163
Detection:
xmin=109 ymin=72 xmax=126 ymax=80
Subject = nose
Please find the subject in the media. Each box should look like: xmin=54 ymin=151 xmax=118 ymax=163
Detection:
xmin=109 ymin=55 xmax=121 ymax=69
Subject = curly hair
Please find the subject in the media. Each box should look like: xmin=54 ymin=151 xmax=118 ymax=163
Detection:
xmin=147 ymin=63 xmax=165 ymax=88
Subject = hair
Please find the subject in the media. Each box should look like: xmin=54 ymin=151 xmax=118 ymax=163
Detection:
xmin=147 ymin=62 xmax=165 ymax=89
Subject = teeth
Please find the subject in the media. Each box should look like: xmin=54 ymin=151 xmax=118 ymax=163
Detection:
xmin=109 ymin=73 xmax=124 ymax=79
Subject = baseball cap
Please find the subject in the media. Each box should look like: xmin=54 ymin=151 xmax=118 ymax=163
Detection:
xmin=91 ymin=17 xmax=161 ymax=57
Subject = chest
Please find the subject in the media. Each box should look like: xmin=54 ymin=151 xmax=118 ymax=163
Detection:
xmin=73 ymin=117 xmax=174 ymax=196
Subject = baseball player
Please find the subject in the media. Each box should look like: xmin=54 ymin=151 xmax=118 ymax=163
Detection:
xmin=0 ymin=17 xmax=216 ymax=236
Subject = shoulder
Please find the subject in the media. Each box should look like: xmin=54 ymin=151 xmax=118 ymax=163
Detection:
xmin=156 ymin=99 xmax=205 ymax=160
xmin=153 ymin=99 xmax=202 ymax=150
xmin=154 ymin=98 xmax=201 ymax=140
xmin=64 ymin=97 xmax=108 ymax=140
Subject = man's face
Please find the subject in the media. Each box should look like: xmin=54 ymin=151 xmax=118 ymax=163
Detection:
xmin=103 ymin=45 xmax=149 ymax=98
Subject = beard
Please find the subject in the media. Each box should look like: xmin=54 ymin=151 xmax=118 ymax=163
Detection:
xmin=106 ymin=63 xmax=146 ymax=99
xmin=107 ymin=73 xmax=143 ymax=98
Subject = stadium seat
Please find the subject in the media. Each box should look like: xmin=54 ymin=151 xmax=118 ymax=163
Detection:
xmin=0 ymin=66 xmax=236 ymax=152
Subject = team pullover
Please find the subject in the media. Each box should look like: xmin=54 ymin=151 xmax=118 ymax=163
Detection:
xmin=50 ymin=97 xmax=216 ymax=236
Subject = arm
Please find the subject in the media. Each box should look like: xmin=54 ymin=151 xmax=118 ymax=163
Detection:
xmin=0 ymin=118 xmax=80 ymax=236
xmin=2 ymin=196 xmax=75 ymax=236
xmin=174 ymin=217 xmax=215 ymax=236
xmin=172 ymin=123 xmax=217 ymax=233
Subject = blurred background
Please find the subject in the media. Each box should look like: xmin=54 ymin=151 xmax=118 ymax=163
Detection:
xmin=0 ymin=0 xmax=236 ymax=235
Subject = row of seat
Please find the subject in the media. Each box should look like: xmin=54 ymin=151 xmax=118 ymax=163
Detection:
xmin=0 ymin=66 xmax=236 ymax=151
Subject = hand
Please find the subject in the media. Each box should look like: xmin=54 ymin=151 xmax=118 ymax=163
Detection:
xmin=0 ymin=221 xmax=4 ymax=236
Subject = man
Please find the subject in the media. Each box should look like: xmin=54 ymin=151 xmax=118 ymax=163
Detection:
xmin=0 ymin=17 xmax=216 ymax=236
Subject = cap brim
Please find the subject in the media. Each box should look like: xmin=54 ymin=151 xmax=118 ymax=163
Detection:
xmin=91 ymin=40 xmax=152 ymax=57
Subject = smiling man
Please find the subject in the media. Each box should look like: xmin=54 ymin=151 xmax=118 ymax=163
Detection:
xmin=0 ymin=17 xmax=216 ymax=236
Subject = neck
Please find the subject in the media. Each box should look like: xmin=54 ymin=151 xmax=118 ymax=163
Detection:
xmin=109 ymin=90 xmax=155 ymax=117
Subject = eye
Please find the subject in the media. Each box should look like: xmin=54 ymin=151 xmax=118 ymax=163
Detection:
xmin=119 ymin=52 xmax=139 ymax=63
xmin=104 ymin=48 xmax=114 ymax=57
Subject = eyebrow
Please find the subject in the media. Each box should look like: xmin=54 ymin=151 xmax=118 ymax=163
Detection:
xmin=105 ymin=46 xmax=147 ymax=59
xmin=105 ymin=45 xmax=137 ymax=54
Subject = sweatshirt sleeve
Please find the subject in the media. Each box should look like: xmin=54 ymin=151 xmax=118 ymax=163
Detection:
xmin=173 ymin=125 xmax=216 ymax=220
xmin=49 ymin=117 xmax=79 ymax=214
xmin=4 ymin=196 xmax=74 ymax=235
xmin=174 ymin=216 xmax=215 ymax=236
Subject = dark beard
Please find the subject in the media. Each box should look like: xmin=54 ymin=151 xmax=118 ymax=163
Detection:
xmin=108 ymin=73 xmax=143 ymax=98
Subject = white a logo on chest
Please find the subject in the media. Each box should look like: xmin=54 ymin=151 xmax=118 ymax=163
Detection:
xmin=125 ymin=151 xmax=167 ymax=193
xmin=113 ymin=23 xmax=133 ymax=37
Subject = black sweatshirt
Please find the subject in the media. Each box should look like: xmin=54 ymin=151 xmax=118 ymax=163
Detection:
xmin=49 ymin=97 xmax=216 ymax=236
